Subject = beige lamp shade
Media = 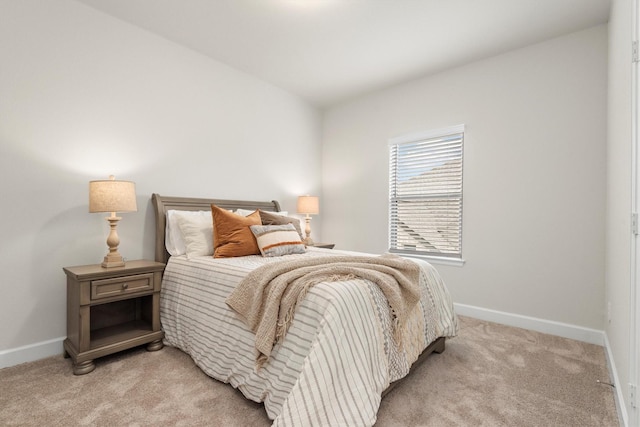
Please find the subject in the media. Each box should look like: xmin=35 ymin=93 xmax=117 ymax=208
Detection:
xmin=297 ymin=195 xmax=319 ymax=215
xmin=89 ymin=176 xmax=137 ymax=214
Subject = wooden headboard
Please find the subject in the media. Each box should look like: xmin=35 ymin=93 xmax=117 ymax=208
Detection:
xmin=151 ymin=193 xmax=282 ymax=264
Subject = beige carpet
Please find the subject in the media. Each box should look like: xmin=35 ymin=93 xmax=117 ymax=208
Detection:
xmin=0 ymin=316 xmax=619 ymax=426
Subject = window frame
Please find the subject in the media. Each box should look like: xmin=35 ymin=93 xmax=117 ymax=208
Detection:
xmin=388 ymin=124 xmax=465 ymax=267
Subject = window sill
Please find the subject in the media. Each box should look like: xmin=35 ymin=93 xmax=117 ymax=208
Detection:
xmin=398 ymin=253 xmax=466 ymax=267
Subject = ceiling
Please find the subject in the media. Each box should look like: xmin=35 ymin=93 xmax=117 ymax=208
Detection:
xmin=75 ymin=0 xmax=611 ymax=109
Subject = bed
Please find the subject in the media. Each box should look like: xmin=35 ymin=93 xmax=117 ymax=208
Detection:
xmin=152 ymin=193 xmax=458 ymax=427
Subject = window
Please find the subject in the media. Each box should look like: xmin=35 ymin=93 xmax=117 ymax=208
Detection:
xmin=388 ymin=125 xmax=464 ymax=262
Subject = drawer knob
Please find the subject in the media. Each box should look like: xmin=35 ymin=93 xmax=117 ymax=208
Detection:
xmin=122 ymin=283 xmax=128 ymax=290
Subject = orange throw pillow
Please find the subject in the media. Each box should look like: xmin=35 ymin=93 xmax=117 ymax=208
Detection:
xmin=212 ymin=204 xmax=261 ymax=258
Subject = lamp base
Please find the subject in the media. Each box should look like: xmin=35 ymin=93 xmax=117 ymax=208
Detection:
xmin=303 ymin=215 xmax=314 ymax=247
xmin=102 ymin=253 xmax=125 ymax=268
xmin=101 ymin=215 xmax=125 ymax=268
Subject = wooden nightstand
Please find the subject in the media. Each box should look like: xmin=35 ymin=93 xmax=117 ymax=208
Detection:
xmin=310 ymin=243 xmax=335 ymax=249
xmin=63 ymin=260 xmax=165 ymax=375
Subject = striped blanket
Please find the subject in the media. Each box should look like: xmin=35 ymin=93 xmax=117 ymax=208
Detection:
xmin=160 ymin=248 xmax=458 ymax=427
xmin=226 ymin=254 xmax=422 ymax=368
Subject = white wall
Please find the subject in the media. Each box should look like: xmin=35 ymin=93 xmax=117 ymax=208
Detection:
xmin=322 ymin=25 xmax=608 ymax=330
xmin=606 ymin=0 xmax=633 ymax=421
xmin=0 ymin=0 xmax=321 ymax=357
xmin=0 ymin=0 xmax=616 ymax=375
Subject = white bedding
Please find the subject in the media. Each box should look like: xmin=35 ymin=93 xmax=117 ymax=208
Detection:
xmin=160 ymin=247 xmax=458 ymax=426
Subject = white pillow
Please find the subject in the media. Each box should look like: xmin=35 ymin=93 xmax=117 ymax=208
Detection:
xmin=165 ymin=210 xmax=212 ymax=256
xmin=176 ymin=213 xmax=214 ymax=258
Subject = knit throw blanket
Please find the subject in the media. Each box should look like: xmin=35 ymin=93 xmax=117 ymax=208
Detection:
xmin=226 ymin=254 xmax=421 ymax=368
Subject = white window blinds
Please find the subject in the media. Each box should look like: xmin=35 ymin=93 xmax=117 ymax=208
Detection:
xmin=389 ymin=125 xmax=464 ymax=259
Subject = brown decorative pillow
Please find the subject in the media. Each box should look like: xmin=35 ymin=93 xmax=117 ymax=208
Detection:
xmin=259 ymin=210 xmax=303 ymax=239
xmin=212 ymin=204 xmax=261 ymax=258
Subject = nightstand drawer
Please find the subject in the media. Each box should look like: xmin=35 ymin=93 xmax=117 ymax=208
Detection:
xmin=91 ymin=273 xmax=154 ymax=301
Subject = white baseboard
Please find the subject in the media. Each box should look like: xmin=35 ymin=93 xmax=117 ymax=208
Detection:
xmin=0 ymin=306 xmax=605 ymax=369
xmin=604 ymin=333 xmax=629 ymax=427
xmin=454 ymin=303 xmax=605 ymax=345
xmin=0 ymin=337 xmax=65 ymax=370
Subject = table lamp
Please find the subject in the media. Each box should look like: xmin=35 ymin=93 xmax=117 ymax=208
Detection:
xmin=297 ymin=195 xmax=319 ymax=246
xmin=89 ymin=175 xmax=137 ymax=268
